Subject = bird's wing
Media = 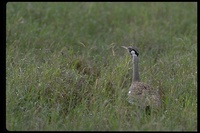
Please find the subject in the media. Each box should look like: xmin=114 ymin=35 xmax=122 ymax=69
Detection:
xmin=128 ymin=82 xmax=161 ymax=108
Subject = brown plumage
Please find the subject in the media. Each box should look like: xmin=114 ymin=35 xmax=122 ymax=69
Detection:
xmin=128 ymin=82 xmax=161 ymax=109
xmin=122 ymin=46 xmax=161 ymax=110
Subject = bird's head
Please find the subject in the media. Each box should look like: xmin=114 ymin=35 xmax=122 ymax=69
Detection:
xmin=121 ymin=46 xmax=139 ymax=57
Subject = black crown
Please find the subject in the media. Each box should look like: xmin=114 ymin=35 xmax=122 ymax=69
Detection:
xmin=128 ymin=46 xmax=139 ymax=56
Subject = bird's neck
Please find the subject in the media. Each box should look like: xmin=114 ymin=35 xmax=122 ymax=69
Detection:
xmin=132 ymin=55 xmax=140 ymax=82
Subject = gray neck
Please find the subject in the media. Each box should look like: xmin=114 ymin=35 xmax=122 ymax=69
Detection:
xmin=132 ymin=55 xmax=140 ymax=82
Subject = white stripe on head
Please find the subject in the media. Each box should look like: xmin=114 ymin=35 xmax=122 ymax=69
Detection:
xmin=131 ymin=50 xmax=137 ymax=56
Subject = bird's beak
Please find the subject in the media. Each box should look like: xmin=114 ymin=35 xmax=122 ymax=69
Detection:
xmin=121 ymin=46 xmax=128 ymax=50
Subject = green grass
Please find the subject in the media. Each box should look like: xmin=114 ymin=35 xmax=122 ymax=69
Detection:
xmin=6 ymin=2 xmax=197 ymax=131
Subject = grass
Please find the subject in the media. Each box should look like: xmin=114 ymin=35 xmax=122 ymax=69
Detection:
xmin=6 ymin=2 xmax=197 ymax=131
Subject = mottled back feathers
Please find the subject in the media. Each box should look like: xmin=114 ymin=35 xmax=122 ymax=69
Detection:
xmin=128 ymin=81 xmax=161 ymax=109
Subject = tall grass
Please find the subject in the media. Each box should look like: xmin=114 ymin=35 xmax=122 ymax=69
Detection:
xmin=6 ymin=2 xmax=197 ymax=131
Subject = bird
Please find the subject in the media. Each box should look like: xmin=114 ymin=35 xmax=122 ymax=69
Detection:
xmin=121 ymin=46 xmax=161 ymax=112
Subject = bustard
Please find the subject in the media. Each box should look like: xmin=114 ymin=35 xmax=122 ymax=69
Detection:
xmin=122 ymin=46 xmax=161 ymax=111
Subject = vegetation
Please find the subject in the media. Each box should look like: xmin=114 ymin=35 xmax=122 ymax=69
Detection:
xmin=6 ymin=2 xmax=197 ymax=131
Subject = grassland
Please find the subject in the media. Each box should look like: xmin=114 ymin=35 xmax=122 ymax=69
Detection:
xmin=6 ymin=2 xmax=197 ymax=131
